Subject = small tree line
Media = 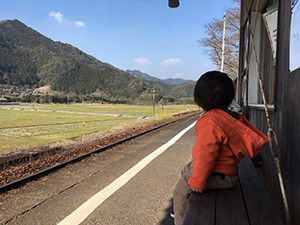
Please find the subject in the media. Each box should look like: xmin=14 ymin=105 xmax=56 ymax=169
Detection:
xmin=1 ymin=94 xmax=195 ymax=105
xmin=1 ymin=94 xmax=128 ymax=104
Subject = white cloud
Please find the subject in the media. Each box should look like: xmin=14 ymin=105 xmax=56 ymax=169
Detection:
xmin=174 ymin=73 xmax=183 ymax=78
xmin=133 ymin=57 xmax=152 ymax=65
xmin=74 ymin=21 xmax=85 ymax=27
xmin=49 ymin=11 xmax=64 ymax=23
xmin=204 ymin=63 xmax=209 ymax=67
xmin=162 ymin=58 xmax=183 ymax=66
xmin=49 ymin=11 xmax=85 ymax=27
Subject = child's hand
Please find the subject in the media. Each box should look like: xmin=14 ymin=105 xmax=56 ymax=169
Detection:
xmin=190 ymin=186 xmax=203 ymax=193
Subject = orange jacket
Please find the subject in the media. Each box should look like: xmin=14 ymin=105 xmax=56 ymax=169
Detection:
xmin=188 ymin=109 xmax=269 ymax=190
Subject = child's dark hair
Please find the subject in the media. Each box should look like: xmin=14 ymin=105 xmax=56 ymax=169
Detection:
xmin=194 ymin=71 xmax=235 ymax=111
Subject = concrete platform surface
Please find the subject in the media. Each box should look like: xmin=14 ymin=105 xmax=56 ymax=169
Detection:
xmin=0 ymin=114 xmax=199 ymax=225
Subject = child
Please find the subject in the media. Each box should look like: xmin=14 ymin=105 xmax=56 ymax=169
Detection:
xmin=172 ymin=71 xmax=269 ymax=225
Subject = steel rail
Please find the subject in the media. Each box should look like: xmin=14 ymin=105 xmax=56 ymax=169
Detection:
xmin=0 ymin=113 xmax=197 ymax=194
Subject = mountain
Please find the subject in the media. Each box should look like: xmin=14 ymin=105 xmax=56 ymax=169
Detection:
xmin=126 ymin=70 xmax=164 ymax=83
xmin=126 ymin=70 xmax=192 ymax=85
xmin=126 ymin=70 xmax=196 ymax=98
xmin=164 ymin=78 xmax=192 ymax=85
xmin=0 ymin=19 xmax=149 ymax=99
xmin=0 ymin=19 xmax=195 ymax=100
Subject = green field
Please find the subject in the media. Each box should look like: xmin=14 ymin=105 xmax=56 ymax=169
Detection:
xmin=0 ymin=104 xmax=198 ymax=155
xmin=10 ymin=103 xmax=198 ymax=116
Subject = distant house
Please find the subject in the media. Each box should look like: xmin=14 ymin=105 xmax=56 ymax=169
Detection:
xmin=0 ymin=98 xmax=8 ymax=103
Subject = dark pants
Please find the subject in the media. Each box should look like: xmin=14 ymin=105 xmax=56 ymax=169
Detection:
xmin=173 ymin=162 xmax=239 ymax=225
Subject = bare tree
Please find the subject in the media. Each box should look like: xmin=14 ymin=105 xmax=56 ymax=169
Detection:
xmin=198 ymin=0 xmax=240 ymax=79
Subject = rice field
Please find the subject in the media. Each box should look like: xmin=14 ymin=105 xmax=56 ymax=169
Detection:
xmin=10 ymin=103 xmax=198 ymax=116
xmin=0 ymin=104 xmax=198 ymax=155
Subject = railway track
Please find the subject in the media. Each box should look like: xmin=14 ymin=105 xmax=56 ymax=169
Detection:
xmin=0 ymin=110 xmax=200 ymax=195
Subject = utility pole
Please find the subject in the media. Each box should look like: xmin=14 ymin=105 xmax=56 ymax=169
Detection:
xmin=221 ymin=12 xmax=226 ymax=72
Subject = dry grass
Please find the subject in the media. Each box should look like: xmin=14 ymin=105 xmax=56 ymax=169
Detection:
xmin=0 ymin=115 xmax=160 ymax=156
xmin=0 ymin=104 xmax=199 ymax=155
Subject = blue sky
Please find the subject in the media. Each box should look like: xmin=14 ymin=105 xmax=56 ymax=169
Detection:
xmin=1 ymin=0 xmax=238 ymax=81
